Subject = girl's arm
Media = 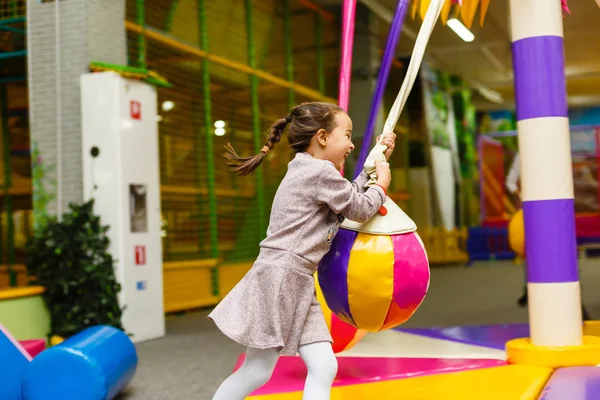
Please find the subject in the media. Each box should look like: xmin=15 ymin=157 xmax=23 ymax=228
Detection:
xmin=317 ymin=162 xmax=385 ymax=223
xmin=351 ymin=170 xmax=371 ymax=194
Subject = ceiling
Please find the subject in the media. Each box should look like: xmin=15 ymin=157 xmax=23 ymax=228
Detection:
xmin=314 ymin=0 xmax=600 ymax=110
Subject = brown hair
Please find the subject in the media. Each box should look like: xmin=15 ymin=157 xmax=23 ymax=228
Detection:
xmin=224 ymin=102 xmax=345 ymax=177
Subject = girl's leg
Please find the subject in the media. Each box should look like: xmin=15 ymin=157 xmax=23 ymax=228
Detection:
xmin=298 ymin=341 xmax=338 ymax=400
xmin=212 ymin=347 xmax=279 ymax=400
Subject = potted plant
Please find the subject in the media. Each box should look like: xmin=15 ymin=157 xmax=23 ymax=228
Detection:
xmin=25 ymin=199 xmax=124 ymax=339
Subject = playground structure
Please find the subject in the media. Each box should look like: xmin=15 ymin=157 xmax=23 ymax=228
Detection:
xmin=0 ymin=0 xmax=464 ymax=308
xmin=238 ymin=0 xmax=600 ymax=397
xmin=1 ymin=323 xmax=137 ymax=400
xmin=1 ymin=0 xmax=600 ymax=399
xmin=474 ymin=125 xmax=600 ymax=261
xmin=479 ymin=125 xmax=600 ymax=228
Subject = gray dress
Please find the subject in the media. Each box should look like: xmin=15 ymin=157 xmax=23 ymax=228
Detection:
xmin=208 ymin=152 xmax=386 ymax=355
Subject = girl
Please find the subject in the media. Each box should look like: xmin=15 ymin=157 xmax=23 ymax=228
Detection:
xmin=209 ymin=102 xmax=395 ymax=400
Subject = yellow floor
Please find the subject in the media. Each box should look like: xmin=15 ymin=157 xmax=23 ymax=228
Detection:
xmin=249 ymin=365 xmax=553 ymax=400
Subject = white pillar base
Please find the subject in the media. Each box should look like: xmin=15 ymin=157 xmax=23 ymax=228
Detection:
xmin=528 ymin=281 xmax=583 ymax=347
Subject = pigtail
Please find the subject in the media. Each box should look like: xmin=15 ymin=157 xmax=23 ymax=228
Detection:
xmin=224 ymin=116 xmax=290 ymax=177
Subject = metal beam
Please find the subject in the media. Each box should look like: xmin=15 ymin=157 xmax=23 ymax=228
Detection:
xmin=125 ymin=21 xmax=337 ymax=103
xmin=359 ymin=0 xmax=416 ymax=40
xmin=0 ymin=50 xmax=26 ymax=60
xmin=297 ymin=0 xmax=336 ymax=23
xmin=136 ymin=0 xmax=146 ymax=69
xmin=0 ymin=17 xmax=25 ymax=26
xmin=284 ymin=0 xmax=296 ymax=107
xmin=0 ymin=85 xmax=15 ymax=285
xmin=0 ymin=25 xmax=25 ymax=34
xmin=0 ymin=75 xmax=25 ymax=84
xmin=198 ymin=0 xmax=219 ymax=296
xmin=164 ymin=0 xmax=179 ymax=32
xmin=245 ymin=0 xmax=267 ymax=240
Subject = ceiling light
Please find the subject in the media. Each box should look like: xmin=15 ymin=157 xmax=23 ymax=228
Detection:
xmin=447 ymin=18 xmax=474 ymax=43
xmin=161 ymin=101 xmax=175 ymax=112
xmin=215 ymin=127 xmax=226 ymax=136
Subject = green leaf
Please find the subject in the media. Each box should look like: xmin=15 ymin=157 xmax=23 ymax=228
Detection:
xmin=25 ymin=198 xmax=125 ymax=338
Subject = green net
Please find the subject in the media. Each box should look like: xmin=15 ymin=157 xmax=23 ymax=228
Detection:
xmin=126 ymin=0 xmax=340 ymax=270
xmin=0 ymin=0 xmax=25 ymax=20
xmin=0 ymin=0 xmax=413 ymax=291
xmin=0 ymin=0 xmax=28 ymax=288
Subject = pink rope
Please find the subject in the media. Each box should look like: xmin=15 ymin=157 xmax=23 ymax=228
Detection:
xmin=338 ymin=0 xmax=357 ymax=111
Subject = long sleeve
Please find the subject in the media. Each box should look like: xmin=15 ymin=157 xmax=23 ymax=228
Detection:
xmin=316 ymin=162 xmax=385 ymax=223
xmin=506 ymin=153 xmax=520 ymax=194
xmin=351 ymin=170 xmax=371 ymax=194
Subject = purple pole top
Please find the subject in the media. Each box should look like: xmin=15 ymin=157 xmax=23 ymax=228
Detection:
xmin=512 ymin=36 xmax=567 ymax=121
xmin=353 ymin=0 xmax=410 ymax=179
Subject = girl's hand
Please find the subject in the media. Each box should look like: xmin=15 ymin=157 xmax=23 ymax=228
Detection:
xmin=378 ymin=131 xmax=396 ymax=160
xmin=375 ymin=160 xmax=391 ymax=191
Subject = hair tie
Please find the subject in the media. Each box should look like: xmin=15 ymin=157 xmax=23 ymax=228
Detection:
xmin=260 ymin=145 xmax=270 ymax=154
xmin=284 ymin=115 xmax=292 ymax=123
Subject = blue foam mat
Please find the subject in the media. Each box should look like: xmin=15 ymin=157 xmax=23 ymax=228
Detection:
xmin=0 ymin=325 xmax=30 ymax=400
xmin=22 ymin=325 xmax=137 ymax=400
xmin=396 ymin=324 xmax=530 ymax=350
xmin=539 ymin=367 xmax=600 ymax=400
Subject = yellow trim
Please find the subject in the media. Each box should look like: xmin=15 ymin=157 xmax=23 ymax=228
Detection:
xmin=0 ymin=264 xmax=26 ymax=271
xmin=583 ymin=321 xmax=600 ymax=337
xmin=218 ymin=262 xmax=253 ymax=298
xmin=219 ymin=261 xmax=253 ymax=270
xmin=161 ymin=185 xmax=254 ymax=198
xmin=418 ymin=227 xmax=469 ymax=264
xmin=163 ymin=259 xmax=218 ymax=270
xmin=506 ymin=336 xmax=600 ymax=368
xmin=164 ymin=297 xmax=220 ymax=313
xmin=0 ymin=286 xmax=45 ymax=300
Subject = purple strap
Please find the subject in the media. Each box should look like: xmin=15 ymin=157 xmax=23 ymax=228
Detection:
xmin=353 ymin=0 xmax=410 ymax=179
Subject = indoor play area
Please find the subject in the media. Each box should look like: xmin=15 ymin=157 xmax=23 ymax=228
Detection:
xmin=2 ymin=0 xmax=600 ymax=399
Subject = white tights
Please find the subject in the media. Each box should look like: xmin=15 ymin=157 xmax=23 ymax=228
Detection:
xmin=212 ymin=341 xmax=338 ymax=400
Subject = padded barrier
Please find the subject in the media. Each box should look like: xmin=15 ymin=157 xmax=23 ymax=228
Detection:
xmin=22 ymin=325 xmax=137 ymax=400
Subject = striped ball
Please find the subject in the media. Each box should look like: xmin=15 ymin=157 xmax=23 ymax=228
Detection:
xmin=318 ymin=229 xmax=430 ymax=332
xmin=315 ymin=276 xmax=367 ymax=353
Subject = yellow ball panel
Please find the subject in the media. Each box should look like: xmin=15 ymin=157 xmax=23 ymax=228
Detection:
xmin=346 ymin=233 xmax=395 ymax=332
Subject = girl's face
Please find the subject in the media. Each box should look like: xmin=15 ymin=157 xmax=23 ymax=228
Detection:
xmin=322 ymin=112 xmax=355 ymax=171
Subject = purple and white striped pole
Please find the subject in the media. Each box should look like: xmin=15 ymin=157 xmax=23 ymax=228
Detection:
xmin=510 ymin=0 xmax=582 ymax=346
